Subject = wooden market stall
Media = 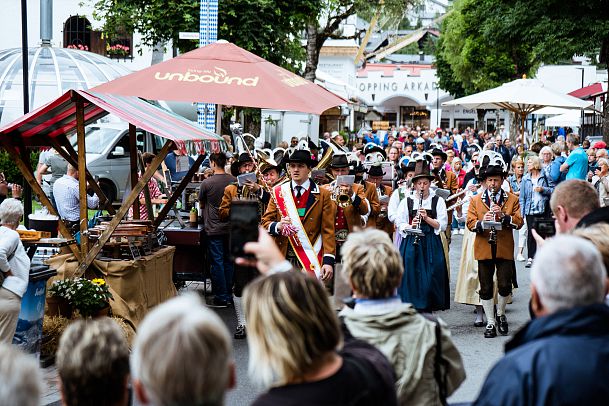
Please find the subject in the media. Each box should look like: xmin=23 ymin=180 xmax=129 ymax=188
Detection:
xmin=0 ymin=89 xmax=225 ymax=328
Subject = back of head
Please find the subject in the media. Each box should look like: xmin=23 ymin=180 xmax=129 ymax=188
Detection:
xmin=209 ymin=152 xmax=227 ymax=168
xmin=531 ymin=235 xmax=606 ymax=314
xmin=131 ymin=294 xmax=232 ymax=406
xmin=0 ymin=198 xmax=24 ymax=226
xmin=567 ymin=133 xmax=580 ymax=146
xmin=550 ymin=179 xmax=599 ymax=219
xmin=341 ymin=229 xmax=403 ymax=298
xmin=571 ymin=224 xmax=609 ymax=278
xmin=244 ymin=272 xmax=341 ymax=387
xmin=142 ymin=152 xmax=156 ymax=166
xmin=56 ymin=318 xmax=129 ymax=406
xmin=0 ymin=343 xmax=42 ymax=406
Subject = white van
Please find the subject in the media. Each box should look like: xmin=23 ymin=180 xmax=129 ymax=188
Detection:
xmin=73 ymin=123 xmax=164 ymax=202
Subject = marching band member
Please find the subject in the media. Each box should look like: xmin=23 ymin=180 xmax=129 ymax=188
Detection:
xmin=395 ymin=160 xmax=450 ymax=312
xmin=466 ymin=155 xmax=523 ymax=338
xmin=261 ymin=148 xmax=336 ymax=282
xmin=388 ymin=159 xmax=416 ymax=248
xmin=218 ymin=151 xmax=274 ymax=340
xmin=353 ymin=162 xmax=380 ymax=228
xmin=365 ymin=164 xmax=393 ymax=236
xmin=430 ymin=148 xmax=458 ymax=244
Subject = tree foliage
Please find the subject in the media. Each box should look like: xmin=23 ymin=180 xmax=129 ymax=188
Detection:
xmin=92 ymin=0 xmax=320 ymax=70
xmin=436 ymin=0 xmax=609 ymax=98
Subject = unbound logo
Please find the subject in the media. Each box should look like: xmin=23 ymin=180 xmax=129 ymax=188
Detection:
xmin=154 ymin=70 xmax=259 ymax=86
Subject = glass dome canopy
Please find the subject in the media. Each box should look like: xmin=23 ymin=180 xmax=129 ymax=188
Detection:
xmin=0 ymin=46 xmax=132 ymax=126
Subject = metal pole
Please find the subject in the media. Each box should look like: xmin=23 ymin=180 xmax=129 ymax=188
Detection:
xmin=20 ymin=0 xmax=32 ymax=227
xmin=577 ymin=67 xmax=585 ymax=135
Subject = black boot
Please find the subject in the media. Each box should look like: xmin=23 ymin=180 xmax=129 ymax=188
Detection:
xmin=234 ymin=324 xmax=246 ymax=339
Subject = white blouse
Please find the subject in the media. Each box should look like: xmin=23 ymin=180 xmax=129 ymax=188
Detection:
xmin=396 ymin=190 xmax=448 ymax=237
xmin=387 ymin=185 xmax=412 ymax=224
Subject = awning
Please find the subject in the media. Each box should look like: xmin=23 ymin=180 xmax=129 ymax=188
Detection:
xmin=568 ymin=83 xmax=604 ymax=100
xmin=0 ymin=89 xmax=224 ymax=154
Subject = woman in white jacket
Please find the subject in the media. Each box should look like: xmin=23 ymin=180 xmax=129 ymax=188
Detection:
xmin=0 ymin=198 xmax=30 ymax=343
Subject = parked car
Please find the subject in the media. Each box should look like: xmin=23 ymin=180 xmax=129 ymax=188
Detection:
xmin=72 ymin=123 xmax=164 ymax=202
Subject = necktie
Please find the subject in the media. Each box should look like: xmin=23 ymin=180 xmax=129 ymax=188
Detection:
xmin=295 ymin=186 xmax=303 ymax=199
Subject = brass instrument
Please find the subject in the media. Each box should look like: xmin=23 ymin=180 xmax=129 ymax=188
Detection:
xmin=412 ymin=189 xmax=424 ymax=246
xmin=332 ymin=182 xmax=352 ymax=208
xmin=314 ymin=144 xmax=336 ymax=182
xmin=446 ymin=184 xmax=481 ymax=202
xmin=377 ymin=187 xmax=388 ymax=220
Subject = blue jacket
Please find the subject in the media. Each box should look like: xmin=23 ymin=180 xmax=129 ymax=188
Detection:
xmin=474 ymin=304 xmax=609 ymax=406
xmin=548 ymin=156 xmax=566 ymax=184
xmin=519 ymin=172 xmax=554 ymax=216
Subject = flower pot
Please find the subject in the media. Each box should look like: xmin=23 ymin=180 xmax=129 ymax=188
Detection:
xmin=93 ymin=305 xmax=111 ymax=318
xmin=46 ymin=296 xmax=73 ymax=319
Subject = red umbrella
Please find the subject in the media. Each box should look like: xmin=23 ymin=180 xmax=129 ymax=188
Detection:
xmin=92 ymin=41 xmax=346 ymax=115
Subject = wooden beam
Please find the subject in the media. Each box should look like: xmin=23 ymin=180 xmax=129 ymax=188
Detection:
xmin=153 ymin=154 xmax=205 ymax=228
xmin=138 ymin=151 xmax=154 ymax=222
xmin=76 ymin=100 xmax=88 ymax=256
xmin=129 ymin=124 xmax=140 ymax=219
xmin=49 ymin=136 xmax=116 ymax=215
xmin=0 ymin=140 xmax=81 ymax=261
xmin=74 ymin=140 xmax=173 ymax=275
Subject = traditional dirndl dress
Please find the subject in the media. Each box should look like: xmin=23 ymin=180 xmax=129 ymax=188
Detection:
xmin=398 ymin=196 xmax=450 ymax=311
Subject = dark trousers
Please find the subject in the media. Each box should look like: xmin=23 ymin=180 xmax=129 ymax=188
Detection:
xmin=207 ymin=235 xmax=234 ymax=302
xmin=526 ymin=213 xmax=547 ymax=260
xmin=478 ymin=259 xmax=514 ymax=300
xmin=233 ymin=265 xmax=258 ymax=297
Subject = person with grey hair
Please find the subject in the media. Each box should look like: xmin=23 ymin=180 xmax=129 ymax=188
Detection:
xmin=131 ymin=294 xmax=235 ymax=406
xmin=56 ymin=318 xmax=130 ymax=406
xmin=474 ymin=235 xmax=609 ymax=405
xmin=0 ymin=198 xmax=29 ymax=342
xmin=0 ymin=343 xmax=43 ymax=406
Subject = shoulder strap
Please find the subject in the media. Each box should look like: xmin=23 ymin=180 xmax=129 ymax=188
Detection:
xmin=431 ymin=195 xmax=439 ymax=212
xmin=407 ymin=196 xmax=414 ymax=213
xmin=421 ymin=313 xmax=447 ymax=406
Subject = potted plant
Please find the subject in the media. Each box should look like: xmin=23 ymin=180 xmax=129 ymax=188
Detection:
xmin=106 ymin=44 xmax=130 ymax=59
xmin=49 ymin=278 xmax=113 ymax=318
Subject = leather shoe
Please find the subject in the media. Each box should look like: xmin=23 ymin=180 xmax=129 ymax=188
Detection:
xmin=234 ymin=325 xmax=247 ymax=339
xmin=497 ymin=315 xmax=509 ymax=335
xmin=484 ymin=324 xmax=497 ymax=338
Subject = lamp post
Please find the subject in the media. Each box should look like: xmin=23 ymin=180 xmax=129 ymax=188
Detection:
xmin=436 ymin=85 xmax=440 ymax=128
xmin=576 ymin=67 xmax=585 ymax=135
xmin=20 ymin=0 xmax=31 ymax=226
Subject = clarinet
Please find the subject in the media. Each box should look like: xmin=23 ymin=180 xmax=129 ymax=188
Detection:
xmin=488 ymin=187 xmax=498 ymax=245
xmin=412 ymin=189 xmax=424 ymax=246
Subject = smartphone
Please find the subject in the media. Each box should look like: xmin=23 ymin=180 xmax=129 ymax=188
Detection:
xmin=229 ymin=200 xmax=259 ymax=260
xmin=533 ymin=218 xmax=556 ymax=238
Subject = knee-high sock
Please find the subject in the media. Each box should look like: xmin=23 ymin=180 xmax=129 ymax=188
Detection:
xmin=497 ymin=294 xmax=509 ymax=317
xmin=482 ymin=299 xmax=495 ymax=326
xmin=234 ymin=296 xmax=245 ymax=326
xmin=475 ymin=305 xmax=484 ymax=322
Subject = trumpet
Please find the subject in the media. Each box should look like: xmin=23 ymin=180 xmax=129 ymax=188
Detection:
xmin=447 ymin=184 xmax=481 ymax=202
xmin=412 ymin=189 xmax=424 ymax=246
xmin=332 ymin=183 xmax=352 ymax=208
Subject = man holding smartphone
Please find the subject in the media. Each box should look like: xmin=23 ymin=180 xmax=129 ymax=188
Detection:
xmin=262 ymin=148 xmax=336 ymax=283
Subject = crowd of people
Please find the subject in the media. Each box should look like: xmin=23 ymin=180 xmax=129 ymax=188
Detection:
xmin=1 ymin=124 xmax=609 ymax=405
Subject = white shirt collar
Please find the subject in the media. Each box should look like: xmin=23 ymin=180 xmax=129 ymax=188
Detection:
xmin=291 ymin=179 xmax=310 ymax=191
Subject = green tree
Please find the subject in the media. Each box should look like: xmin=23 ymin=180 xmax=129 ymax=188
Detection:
xmin=92 ymin=0 xmax=319 ymax=70
xmin=302 ymin=0 xmax=420 ymax=81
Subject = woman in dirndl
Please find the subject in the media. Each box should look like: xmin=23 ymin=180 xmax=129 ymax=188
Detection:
xmin=395 ymin=160 xmax=449 ymax=312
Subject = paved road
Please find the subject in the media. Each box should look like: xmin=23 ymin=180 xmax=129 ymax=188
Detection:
xmin=41 ymin=232 xmax=531 ymax=405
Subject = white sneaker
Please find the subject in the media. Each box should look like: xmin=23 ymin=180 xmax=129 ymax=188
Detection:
xmin=517 ymin=254 xmax=525 ymax=262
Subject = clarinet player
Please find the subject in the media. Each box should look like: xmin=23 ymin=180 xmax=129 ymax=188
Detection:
xmin=466 ymin=154 xmax=523 ymax=338
xmin=395 ymin=160 xmax=450 ymax=312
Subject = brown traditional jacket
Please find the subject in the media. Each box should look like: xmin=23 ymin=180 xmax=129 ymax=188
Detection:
xmin=367 ymin=184 xmax=393 ymax=235
xmin=322 ymin=182 xmax=370 ymax=232
xmin=218 ymin=183 xmax=269 ymax=221
xmin=261 ymin=180 xmax=337 ymax=265
xmin=466 ymin=189 xmax=523 ymax=260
